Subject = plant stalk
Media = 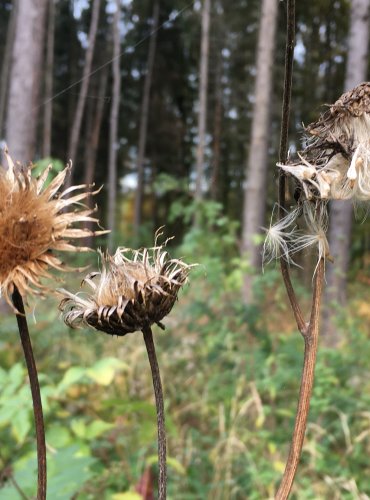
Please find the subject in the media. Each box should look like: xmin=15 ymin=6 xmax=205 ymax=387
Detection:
xmin=277 ymin=0 xmax=306 ymax=334
xmin=275 ymin=260 xmax=324 ymax=499
xmin=12 ymin=287 xmax=47 ymax=500
xmin=275 ymin=1 xmax=326 ymax=497
xmin=142 ymin=326 xmax=167 ymax=500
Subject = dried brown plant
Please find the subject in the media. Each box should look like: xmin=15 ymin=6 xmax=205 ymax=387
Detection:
xmin=0 ymin=149 xmax=104 ymax=308
xmin=59 ymin=235 xmax=193 ymax=500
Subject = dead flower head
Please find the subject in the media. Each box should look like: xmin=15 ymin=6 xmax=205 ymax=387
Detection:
xmin=279 ymin=82 xmax=370 ymax=202
xmin=59 ymin=237 xmax=192 ymax=336
xmin=0 ymin=149 xmax=104 ymax=307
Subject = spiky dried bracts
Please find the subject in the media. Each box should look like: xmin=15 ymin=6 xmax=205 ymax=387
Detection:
xmin=265 ymin=83 xmax=370 ymax=271
xmin=0 ymin=149 xmax=105 ymax=308
xmin=279 ymin=82 xmax=370 ymax=202
xmin=59 ymin=237 xmax=193 ymax=336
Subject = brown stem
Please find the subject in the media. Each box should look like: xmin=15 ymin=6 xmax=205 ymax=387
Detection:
xmin=275 ymin=260 xmax=324 ymax=499
xmin=277 ymin=0 xmax=306 ymax=333
xmin=12 ymin=287 xmax=47 ymax=500
xmin=275 ymin=1 xmax=326 ymax=497
xmin=142 ymin=326 xmax=167 ymax=500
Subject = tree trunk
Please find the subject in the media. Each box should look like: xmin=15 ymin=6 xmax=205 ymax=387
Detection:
xmin=194 ymin=0 xmax=211 ymax=202
xmin=84 ymin=68 xmax=108 ymax=187
xmin=67 ymin=0 xmax=100 ymax=174
xmin=133 ymin=0 xmax=160 ymax=239
xmin=323 ymin=0 xmax=370 ymax=344
xmin=42 ymin=0 xmax=55 ymax=158
xmin=241 ymin=0 xmax=279 ymax=303
xmin=107 ymin=0 xmax=122 ymax=250
xmin=0 ymin=0 xmax=18 ymax=140
xmin=5 ymin=0 xmax=48 ymax=162
xmin=210 ymin=37 xmax=223 ymax=201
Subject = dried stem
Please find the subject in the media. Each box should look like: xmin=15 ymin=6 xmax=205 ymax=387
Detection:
xmin=12 ymin=287 xmax=47 ymax=500
xmin=275 ymin=260 xmax=324 ymax=499
xmin=142 ymin=326 xmax=167 ymax=500
xmin=278 ymin=0 xmax=305 ymax=333
xmin=275 ymin=1 xmax=325 ymax=498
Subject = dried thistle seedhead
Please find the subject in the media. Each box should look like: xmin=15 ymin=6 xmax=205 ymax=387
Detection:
xmin=279 ymin=82 xmax=370 ymax=202
xmin=59 ymin=238 xmax=192 ymax=336
xmin=0 ymin=149 xmax=104 ymax=307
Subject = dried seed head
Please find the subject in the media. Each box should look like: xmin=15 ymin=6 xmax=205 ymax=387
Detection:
xmin=279 ymin=83 xmax=370 ymax=202
xmin=0 ymin=149 xmax=105 ymax=307
xmin=59 ymin=237 xmax=192 ymax=336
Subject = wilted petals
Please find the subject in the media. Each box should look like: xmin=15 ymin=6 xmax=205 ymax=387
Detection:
xmin=59 ymin=240 xmax=193 ymax=336
xmin=0 ymin=150 xmax=104 ymax=308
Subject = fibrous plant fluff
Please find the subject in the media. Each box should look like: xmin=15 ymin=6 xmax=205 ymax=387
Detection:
xmin=0 ymin=149 xmax=104 ymax=308
xmin=266 ymin=82 xmax=370 ymax=271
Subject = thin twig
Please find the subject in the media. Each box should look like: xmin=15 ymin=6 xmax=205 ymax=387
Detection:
xmin=142 ymin=326 xmax=167 ymax=500
xmin=278 ymin=0 xmax=306 ymax=334
xmin=12 ymin=287 xmax=47 ymax=500
xmin=275 ymin=260 xmax=324 ymax=499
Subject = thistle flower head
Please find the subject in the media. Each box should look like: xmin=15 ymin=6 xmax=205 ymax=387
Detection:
xmin=59 ymin=235 xmax=192 ymax=336
xmin=279 ymin=83 xmax=370 ymax=202
xmin=0 ymin=149 xmax=104 ymax=307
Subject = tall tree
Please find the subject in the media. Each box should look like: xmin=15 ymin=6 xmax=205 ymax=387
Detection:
xmin=133 ymin=0 xmax=160 ymax=239
xmin=107 ymin=0 xmax=122 ymax=249
xmin=324 ymin=0 xmax=370 ymax=342
xmin=194 ymin=0 xmax=211 ymax=202
xmin=241 ymin=0 xmax=279 ymax=302
xmin=42 ymin=0 xmax=55 ymax=158
xmin=67 ymin=0 xmax=100 ymax=169
xmin=0 ymin=0 xmax=18 ymax=139
xmin=5 ymin=0 xmax=48 ymax=161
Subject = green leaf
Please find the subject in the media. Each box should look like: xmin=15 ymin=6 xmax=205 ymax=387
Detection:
xmin=11 ymin=408 xmax=31 ymax=444
xmin=85 ymin=420 xmax=114 ymax=440
xmin=87 ymin=358 xmax=129 ymax=386
xmin=57 ymin=366 xmax=87 ymax=392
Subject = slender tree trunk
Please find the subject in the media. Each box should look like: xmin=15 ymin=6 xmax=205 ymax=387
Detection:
xmin=107 ymin=0 xmax=122 ymax=250
xmin=42 ymin=0 xmax=55 ymax=158
xmin=84 ymin=68 xmax=108 ymax=187
xmin=133 ymin=0 xmax=160 ymax=239
xmin=194 ymin=0 xmax=211 ymax=202
xmin=210 ymin=22 xmax=223 ymax=201
xmin=5 ymin=0 xmax=48 ymax=162
xmin=67 ymin=0 xmax=100 ymax=171
xmin=323 ymin=0 xmax=370 ymax=345
xmin=241 ymin=0 xmax=279 ymax=303
xmin=0 ymin=0 xmax=18 ymax=139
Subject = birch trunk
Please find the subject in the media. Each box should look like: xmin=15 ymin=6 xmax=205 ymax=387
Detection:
xmin=241 ymin=0 xmax=279 ymax=303
xmin=5 ymin=0 xmax=48 ymax=162
xmin=107 ymin=0 xmax=122 ymax=250
xmin=133 ymin=0 xmax=160 ymax=239
xmin=67 ymin=0 xmax=100 ymax=171
xmin=324 ymin=0 xmax=370 ymax=344
xmin=194 ymin=0 xmax=211 ymax=202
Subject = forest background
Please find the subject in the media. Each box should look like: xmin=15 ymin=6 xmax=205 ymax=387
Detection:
xmin=0 ymin=0 xmax=370 ymax=498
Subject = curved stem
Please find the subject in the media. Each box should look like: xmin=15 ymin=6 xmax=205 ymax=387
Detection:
xmin=275 ymin=260 xmax=324 ymax=499
xmin=12 ymin=287 xmax=47 ymax=500
xmin=277 ymin=0 xmax=306 ymax=333
xmin=142 ymin=326 xmax=167 ymax=500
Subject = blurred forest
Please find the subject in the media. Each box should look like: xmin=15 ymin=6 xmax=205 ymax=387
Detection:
xmin=0 ymin=0 xmax=370 ymax=498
